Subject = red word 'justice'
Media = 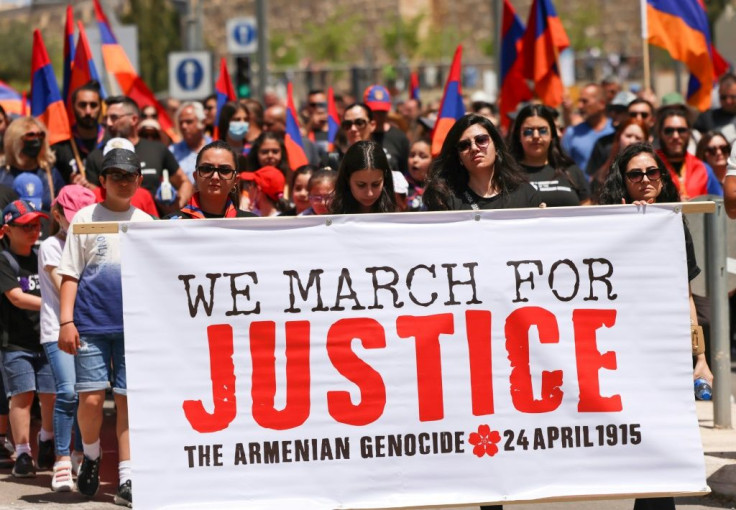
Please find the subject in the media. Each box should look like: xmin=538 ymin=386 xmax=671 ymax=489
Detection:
xmin=182 ymin=308 xmax=621 ymax=433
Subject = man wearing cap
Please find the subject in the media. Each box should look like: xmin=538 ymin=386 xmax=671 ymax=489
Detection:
xmin=0 ymin=199 xmax=53 ymax=479
xmin=561 ymin=83 xmax=615 ymax=173
xmin=52 ymin=81 xmax=105 ymax=186
xmin=169 ymin=102 xmax=212 ymax=183
xmin=83 ymin=95 xmax=192 ymax=215
xmin=585 ymin=90 xmax=637 ymax=176
xmin=57 ymin=147 xmax=154 ymax=506
xmin=364 ymin=85 xmax=410 ymax=174
xmin=262 ymin=105 xmax=322 ymax=167
xmin=695 ymin=73 xmax=736 ymax=143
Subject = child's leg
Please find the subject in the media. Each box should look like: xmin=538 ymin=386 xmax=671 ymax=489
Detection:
xmin=9 ymin=391 xmax=33 ymax=447
xmin=42 ymin=342 xmax=77 ymax=461
xmin=77 ymin=390 xmax=105 ymax=449
xmin=114 ymin=394 xmax=129 ymax=461
xmin=38 ymin=393 xmax=54 ymax=437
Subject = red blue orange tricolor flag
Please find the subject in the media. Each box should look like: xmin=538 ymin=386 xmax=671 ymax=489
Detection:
xmin=93 ymin=0 xmax=178 ymax=141
xmin=62 ymin=5 xmax=74 ymax=102
xmin=0 ymin=81 xmax=24 ymax=117
xmin=67 ymin=22 xmax=107 ymax=128
xmin=31 ymin=30 xmax=71 ymax=145
xmin=327 ymin=86 xmax=340 ymax=149
xmin=285 ymin=82 xmax=309 ymax=170
xmin=521 ymin=0 xmax=569 ymax=108
xmin=645 ymin=0 xmax=728 ymax=111
xmin=409 ymin=71 xmax=420 ymax=101
xmin=214 ymin=57 xmax=236 ymax=139
xmin=431 ymin=45 xmax=464 ymax=157
xmin=500 ymin=0 xmax=533 ymax=128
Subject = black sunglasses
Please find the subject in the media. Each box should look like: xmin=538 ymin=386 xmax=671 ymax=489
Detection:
xmin=456 ymin=134 xmax=491 ymax=153
xmin=662 ymin=127 xmax=688 ymax=137
xmin=625 ymin=168 xmax=662 ymax=183
xmin=341 ymin=118 xmax=368 ymax=130
xmin=706 ymin=145 xmax=730 ymax=156
xmin=105 ymin=172 xmax=140 ymax=182
xmin=197 ymin=164 xmax=236 ymax=179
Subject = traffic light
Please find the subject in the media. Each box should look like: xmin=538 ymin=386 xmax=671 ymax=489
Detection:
xmin=235 ymin=56 xmax=251 ymax=99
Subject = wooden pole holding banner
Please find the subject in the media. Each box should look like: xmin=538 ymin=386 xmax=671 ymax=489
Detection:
xmin=69 ymin=136 xmax=86 ymax=179
xmin=641 ymin=0 xmax=651 ymax=91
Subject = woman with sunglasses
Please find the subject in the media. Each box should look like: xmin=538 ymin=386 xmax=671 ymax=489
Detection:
xmin=0 ymin=117 xmax=65 ymax=214
xmin=323 ymin=103 xmax=376 ymax=171
xmin=598 ymin=142 xmax=712 ymax=510
xmin=424 ymin=113 xmax=540 ymax=211
xmin=508 ymin=104 xmax=590 ymax=207
xmin=695 ymin=131 xmax=730 ymax=183
xmin=167 ymin=141 xmax=255 ymax=219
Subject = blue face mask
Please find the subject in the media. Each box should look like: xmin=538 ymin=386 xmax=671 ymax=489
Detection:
xmin=228 ymin=121 xmax=249 ymax=140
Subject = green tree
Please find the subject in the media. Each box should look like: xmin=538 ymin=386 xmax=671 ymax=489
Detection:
xmin=120 ymin=0 xmax=181 ymax=93
xmin=302 ymin=8 xmax=363 ymax=64
xmin=417 ymin=24 xmax=465 ymax=60
xmin=0 ymin=22 xmax=63 ymax=92
xmin=270 ymin=32 xmax=300 ymax=68
xmin=380 ymin=12 xmax=424 ymax=61
xmin=559 ymin=4 xmax=602 ymax=52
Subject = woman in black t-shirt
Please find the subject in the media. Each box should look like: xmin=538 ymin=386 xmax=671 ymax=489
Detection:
xmin=508 ymin=104 xmax=590 ymax=207
xmin=330 ymin=140 xmax=395 ymax=214
xmin=424 ymin=114 xmax=540 ymax=211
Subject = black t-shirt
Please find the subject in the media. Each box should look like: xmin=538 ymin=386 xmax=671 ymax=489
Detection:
xmin=86 ymin=139 xmax=180 ymax=198
xmin=521 ymin=164 xmax=590 ymax=207
xmin=684 ymin=221 xmax=700 ymax=282
xmin=444 ymin=182 xmax=542 ymax=210
xmin=585 ymin=132 xmax=614 ymax=176
xmin=52 ymin=137 xmax=102 ymax=184
xmin=0 ymin=184 xmax=18 ymax=210
xmin=372 ymin=126 xmax=410 ymax=174
xmin=0 ymin=250 xmax=41 ymax=352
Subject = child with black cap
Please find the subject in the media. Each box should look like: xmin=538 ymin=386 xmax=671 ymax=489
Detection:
xmin=57 ymin=146 xmax=153 ymax=507
xmin=0 ymin=199 xmax=55 ymax=478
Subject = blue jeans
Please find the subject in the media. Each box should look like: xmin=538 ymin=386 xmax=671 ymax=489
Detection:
xmin=75 ymin=333 xmax=127 ymax=395
xmin=42 ymin=342 xmax=83 ymax=457
xmin=0 ymin=349 xmax=55 ymax=397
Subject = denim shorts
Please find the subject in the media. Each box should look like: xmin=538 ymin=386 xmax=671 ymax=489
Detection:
xmin=75 ymin=332 xmax=127 ymax=396
xmin=0 ymin=349 xmax=55 ymax=397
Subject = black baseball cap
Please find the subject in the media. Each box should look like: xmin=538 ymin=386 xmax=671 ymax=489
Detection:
xmin=102 ymin=148 xmax=140 ymax=174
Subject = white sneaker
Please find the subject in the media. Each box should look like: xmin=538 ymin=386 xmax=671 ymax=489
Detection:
xmin=70 ymin=451 xmax=83 ymax=476
xmin=51 ymin=461 xmax=73 ymax=492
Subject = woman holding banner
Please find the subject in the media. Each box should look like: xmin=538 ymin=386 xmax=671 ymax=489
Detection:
xmin=330 ymin=140 xmax=395 ymax=214
xmin=424 ymin=113 xmax=541 ymax=211
xmin=167 ymin=141 xmax=255 ymax=219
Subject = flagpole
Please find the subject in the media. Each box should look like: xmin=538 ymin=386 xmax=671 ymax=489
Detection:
xmin=640 ymin=0 xmax=651 ymax=91
xmin=69 ymin=137 xmax=87 ymax=179
xmin=494 ymin=0 xmax=502 ymax=94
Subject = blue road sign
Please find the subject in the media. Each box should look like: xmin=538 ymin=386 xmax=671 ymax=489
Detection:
xmin=176 ymin=58 xmax=204 ymax=91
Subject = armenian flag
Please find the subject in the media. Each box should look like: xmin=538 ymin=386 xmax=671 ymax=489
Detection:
xmin=214 ymin=57 xmax=236 ymax=139
xmin=67 ymin=22 xmax=108 ymax=128
xmin=646 ymin=0 xmax=727 ymax=111
xmin=62 ymin=5 xmax=75 ymax=102
xmin=500 ymin=0 xmax=533 ymax=127
xmin=327 ymin=86 xmax=340 ymax=149
xmin=93 ymin=0 xmax=178 ymax=140
xmin=30 ymin=30 xmax=70 ymax=145
xmin=0 ymin=81 xmax=24 ymax=117
xmin=521 ymin=0 xmax=570 ymax=107
xmin=285 ymin=82 xmax=309 ymax=170
xmin=409 ymin=71 xmax=420 ymax=101
xmin=431 ymin=45 xmax=464 ymax=157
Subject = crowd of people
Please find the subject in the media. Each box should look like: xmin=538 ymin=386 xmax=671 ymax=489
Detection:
xmin=0 ymin=72 xmax=731 ymax=508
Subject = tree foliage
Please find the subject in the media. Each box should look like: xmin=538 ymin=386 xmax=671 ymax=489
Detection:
xmin=120 ymin=0 xmax=181 ymax=93
xmin=381 ymin=13 xmax=424 ymax=61
xmin=302 ymin=8 xmax=364 ymax=64
xmin=0 ymin=22 xmax=63 ymax=92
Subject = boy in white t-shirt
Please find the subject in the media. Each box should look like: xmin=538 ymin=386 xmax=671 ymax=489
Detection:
xmin=58 ymin=146 xmax=153 ymax=507
xmin=38 ymin=184 xmax=96 ymax=491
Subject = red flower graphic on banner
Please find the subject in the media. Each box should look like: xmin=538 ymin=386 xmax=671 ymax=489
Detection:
xmin=468 ymin=424 xmax=501 ymax=457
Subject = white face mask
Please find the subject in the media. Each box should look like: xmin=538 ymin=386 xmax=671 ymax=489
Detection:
xmin=228 ymin=121 xmax=249 ymax=141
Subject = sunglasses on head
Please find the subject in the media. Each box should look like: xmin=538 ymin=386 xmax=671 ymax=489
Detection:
xmin=625 ymin=168 xmax=662 ymax=183
xmin=456 ymin=134 xmax=491 ymax=153
xmin=662 ymin=127 xmax=688 ymax=137
xmin=197 ymin=164 xmax=236 ymax=179
xmin=341 ymin=118 xmax=368 ymax=130
xmin=522 ymin=127 xmax=549 ymax=138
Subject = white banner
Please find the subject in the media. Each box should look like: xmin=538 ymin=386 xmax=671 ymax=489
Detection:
xmin=120 ymin=206 xmax=707 ymax=510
